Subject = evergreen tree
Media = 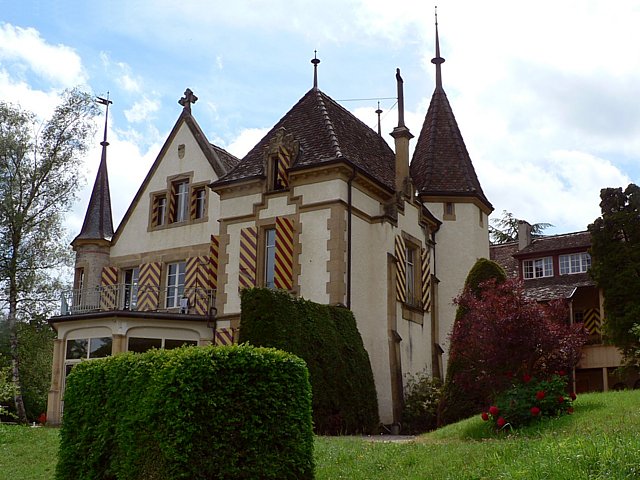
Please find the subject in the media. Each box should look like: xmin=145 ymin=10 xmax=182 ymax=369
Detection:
xmin=589 ymin=184 xmax=640 ymax=363
xmin=489 ymin=210 xmax=553 ymax=245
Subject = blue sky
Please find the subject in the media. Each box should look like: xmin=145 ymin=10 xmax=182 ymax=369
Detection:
xmin=1 ymin=0 xmax=638 ymax=238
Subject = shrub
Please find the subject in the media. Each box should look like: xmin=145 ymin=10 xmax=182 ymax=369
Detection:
xmin=481 ymin=373 xmax=576 ymax=430
xmin=402 ymin=371 xmax=442 ymax=434
xmin=56 ymin=344 xmax=314 ymax=480
xmin=439 ymin=277 xmax=587 ymax=426
xmin=239 ymin=288 xmax=379 ymax=434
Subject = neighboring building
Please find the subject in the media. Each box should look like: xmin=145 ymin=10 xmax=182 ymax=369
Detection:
xmin=48 ymin=24 xmax=493 ymax=425
xmin=490 ymin=221 xmax=640 ymax=393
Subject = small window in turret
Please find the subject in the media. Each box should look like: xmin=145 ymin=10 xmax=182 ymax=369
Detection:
xmin=443 ymin=202 xmax=456 ymax=221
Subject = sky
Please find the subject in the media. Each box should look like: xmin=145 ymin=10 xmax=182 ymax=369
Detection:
xmin=1 ymin=0 xmax=638 ymax=240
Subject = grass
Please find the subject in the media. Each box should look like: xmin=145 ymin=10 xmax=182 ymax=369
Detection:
xmin=2 ymin=390 xmax=639 ymax=479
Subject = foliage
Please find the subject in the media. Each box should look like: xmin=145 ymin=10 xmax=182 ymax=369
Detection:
xmin=239 ymin=288 xmax=379 ymax=434
xmin=56 ymin=344 xmax=314 ymax=480
xmin=481 ymin=373 xmax=576 ymax=430
xmin=0 ymin=89 xmax=99 ymax=423
xmin=489 ymin=210 xmax=553 ymax=244
xmin=438 ymin=259 xmax=506 ymax=426
xmin=589 ymin=183 xmax=640 ymax=363
xmin=402 ymin=371 xmax=442 ymax=434
xmin=440 ymin=277 xmax=587 ymax=426
xmin=0 ymin=359 xmax=18 ymax=419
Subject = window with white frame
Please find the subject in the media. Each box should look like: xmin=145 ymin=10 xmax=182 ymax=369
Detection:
xmin=166 ymin=262 xmax=186 ymax=308
xmin=127 ymin=337 xmax=197 ymax=353
xmin=194 ymin=187 xmax=206 ymax=219
xmin=559 ymin=252 xmax=591 ymax=275
xmin=122 ymin=267 xmax=139 ymax=310
xmin=264 ymin=228 xmax=276 ymax=289
xmin=405 ymin=244 xmax=421 ymax=307
xmin=523 ymin=257 xmax=553 ymax=279
xmin=174 ymin=180 xmax=189 ymax=222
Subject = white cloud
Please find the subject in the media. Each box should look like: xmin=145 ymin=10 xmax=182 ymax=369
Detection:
xmin=0 ymin=23 xmax=86 ymax=86
xmin=223 ymin=127 xmax=270 ymax=158
xmin=124 ymin=97 xmax=160 ymax=123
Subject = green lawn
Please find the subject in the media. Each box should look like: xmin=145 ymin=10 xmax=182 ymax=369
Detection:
xmin=2 ymin=390 xmax=639 ymax=480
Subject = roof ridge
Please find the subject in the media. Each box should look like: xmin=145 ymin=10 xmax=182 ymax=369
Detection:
xmin=315 ymin=89 xmax=343 ymax=158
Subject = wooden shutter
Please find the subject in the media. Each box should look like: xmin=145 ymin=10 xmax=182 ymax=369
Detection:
xmin=276 ymin=145 xmax=291 ymax=188
xmin=421 ymin=247 xmax=432 ymax=312
xmin=209 ymin=234 xmax=219 ymax=291
xmin=137 ymin=262 xmax=161 ymax=311
xmin=151 ymin=196 xmax=160 ymax=226
xmin=395 ymin=235 xmax=406 ymax=303
xmin=274 ymin=216 xmax=294 ymax=290
xmin=185 ymin=256 xmax=209 ymax=315
xmin=100 ymin=266 xmax=119 ymax=310
xmin=584 ymin=308 xmax=601 ymax=335
xmin=168 ymin=182 xmax=177 ymax=223
xmin=239 ymin=227 xmax=258 ymax=289
xmin=215 ymin=327 xmax=235 ymax=346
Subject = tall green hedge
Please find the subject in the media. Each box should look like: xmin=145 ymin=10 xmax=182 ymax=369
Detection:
xmin=239 ymin=288 xmax=379 ymax=434
xmin=57 ymin=345 xmax=314 ymax=480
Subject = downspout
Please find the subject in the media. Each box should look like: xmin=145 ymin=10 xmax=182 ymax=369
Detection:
xmin=347 ymin=167 xmax=356 ymax=309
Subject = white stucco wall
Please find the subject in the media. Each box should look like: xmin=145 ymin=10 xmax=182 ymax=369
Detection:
xmin=298 ymin=209 xmax=331 ymax=303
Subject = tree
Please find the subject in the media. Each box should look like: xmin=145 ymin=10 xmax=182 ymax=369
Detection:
xmin=589 ymin=184 xmax=640 ymax=363
xmin=489 ymin=210 xmax=553 ymax=245
xmin=0 ymin=90 xmax=98 ymax=423
xmin=439 ymin=277 xmax=586 ymax=426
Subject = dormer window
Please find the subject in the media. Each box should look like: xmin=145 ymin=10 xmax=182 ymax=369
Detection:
xmin=264 ymin=128 xmax=299 ymax=192
xmin=559 ymin=253 xmax=591 ymax=275
xmin=173 ymin=180 xmax=189 ymax=223
xmin=523 ymin=257 xmax=553 ymax=279
xmin=149 ymin=174 xmax=209 ymax=230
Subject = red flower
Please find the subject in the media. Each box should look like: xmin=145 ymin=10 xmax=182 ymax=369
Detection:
xmin=535 ymin=390 xmax=546 ymax=400
xmin=558 ymin=370 xmax=566 ymax=376
xmin=570 ymin=392 xmax=577 ymax=401
xmin=530 ymin=406 xmax=541 ymax=416
xmin=489 ymin=405 xmax=499 ymax=416
xmin=558 ymin=396 xmax=565 ymax=403
xmin=496 ymin=417 xmax=506 ymax=428
xmin=567 ymin=407 xmax=574 ymax=414
xmin=481 ymin=412 xmax=489 ymax=421
xmin=523 ymin=374 xmax=532 ymax=383
xmin=37 ymin=413 xmax=47 ymax=424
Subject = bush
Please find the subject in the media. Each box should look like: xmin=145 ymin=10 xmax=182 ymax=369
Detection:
xmin=239 ymin=288 xmax=379 ymax=434
xmin=56 ymin=344 xmax=314 ymax=480
xmin=402 ymin=371 xmax=441 ymax=434
xmin=481 ymin=373 xmax=576 ymax=430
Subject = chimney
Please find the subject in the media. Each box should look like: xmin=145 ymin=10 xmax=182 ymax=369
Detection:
xmin=390 ymin=68 xmax=413 ymax=196
xmin=518 ymin=220 xmax=532 ymax=250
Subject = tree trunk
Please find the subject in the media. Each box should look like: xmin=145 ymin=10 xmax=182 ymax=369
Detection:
xmin=8 ymin=251 xmax=28 ymax=424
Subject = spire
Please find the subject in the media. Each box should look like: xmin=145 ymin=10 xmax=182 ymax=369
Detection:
xmin=431 ymin=6 xmax=445 ymax=89
xmin=73 ymin=95 xmax=115 ymax=244
xmin=375 ymin=101 xmax=383 ymax=135
xmin=311 ymin=51 xmax=320 ymax=90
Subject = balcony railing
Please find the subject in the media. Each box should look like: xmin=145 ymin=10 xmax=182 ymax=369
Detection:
xmin=60 ymin=284 xmax=215 ymax=316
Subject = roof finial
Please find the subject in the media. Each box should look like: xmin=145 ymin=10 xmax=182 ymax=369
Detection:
xmin=311 ymin=50 xmax=321 ymax=90
xmin=396 ymin=68 xmax=405 ymax=128
xmin=375 ymin=101 xmax=383 ymax=135
xmin=178 ymin=88 xmax=198 ymax=112
xmin=96 ymin=92 xmax=112 ymax=147
xmin=431 ymin=6 xmax=445 ymax=88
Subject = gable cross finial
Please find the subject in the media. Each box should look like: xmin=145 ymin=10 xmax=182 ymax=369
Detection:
xmin=179 ymin=88 xmax=198 ymax=112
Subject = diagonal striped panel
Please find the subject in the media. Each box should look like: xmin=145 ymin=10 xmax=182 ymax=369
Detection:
xmin=209 ymin=235 xmax=219 ymax=291
xmin=421 ymin=247 xmax=432 ymax=312
xmin=239 ymin=227 xmax=258 ymax=289
xmin=168 ymin=182 xmax=177 ymax=223
xmin=277 ymin=145 xmax=290 ymax=188
xmin=274 ymin=216 xmax=294 ymax=290
xmin=215 ymin=327 xmax=235 ymax=346
xmin=100 ymin=266 xmax=119 ymax=310
xmin=151 ymin=196 xmax=159 ymax=226
xmin=189 ymin=187 xmax=197 ymax=220
xmin=185 ymin=256 xmax=209 ymax=315
xmin=584 ymin=308 xmax=601 ymax=335
xmin=395 ymin=235 xmax=406 ymax=303
xmin=137 ymin=262 xmax=161 ymax=311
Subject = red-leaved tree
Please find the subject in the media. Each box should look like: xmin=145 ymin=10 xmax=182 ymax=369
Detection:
xmin=446 ymin=278 xmax=587 ymax=418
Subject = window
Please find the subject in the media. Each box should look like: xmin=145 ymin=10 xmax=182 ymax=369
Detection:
xmin=443 ymin=202 xmax=455 ymax=220
xmin=559 ymin=252 xmax=591 ymax=275
xmin=153 ymin=195 xmax=167 ymax=226
xmin=478 ymin=207 xmax=484 ymax=227
xmin=73 ymin=267 xmax=84 ymax=306
xmin=166 ymin=262 xmax=186 ymax=308
xmin=127 ymin=337 xmax=197 ymax=353
xmin=122 ymin=268 xmax=139 ymax=310
xmin=523 ymin=257 xmax=553 ymax=279
xmin=264 ymin=228 xmax=276 ymax=289
xmin=174 ymin=180 xmax=189 ymax=222
xmin=405 ymin=245 xmax=420 ymax=307
xmin=194 ymin=187 xmax=206 ymax=219
xmin=65 ymin=337 xmax=112 ymax=361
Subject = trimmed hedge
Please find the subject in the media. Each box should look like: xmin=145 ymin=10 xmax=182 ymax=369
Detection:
xmin=239 ymin=288 xmax=379 ymax=434
xmin=56 ymin=345 xmax=314 ymax=480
